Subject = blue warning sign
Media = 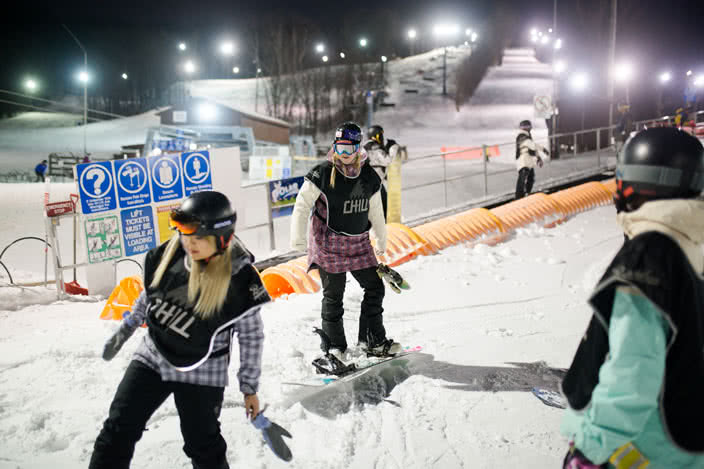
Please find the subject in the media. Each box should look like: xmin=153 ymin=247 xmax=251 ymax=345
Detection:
xmin=181 ymin=151 xmax=213 ymax=196
xmin=114 ymin=158 xmax=151 ymax=208
xmin=149 ymin=154 xmax=183 ymax=202
xmin=76 ymin=161 xmax=117 ymax=214
xmin=120 ymin=206 xmax=157 ymax=257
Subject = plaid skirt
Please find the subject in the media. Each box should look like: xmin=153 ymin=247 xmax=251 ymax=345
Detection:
xmin=308 ymin=199 xmax=378 ymax=274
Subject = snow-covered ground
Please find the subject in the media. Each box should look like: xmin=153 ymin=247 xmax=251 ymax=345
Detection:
xmin=0 ymin=190 xmax=625 ymax=467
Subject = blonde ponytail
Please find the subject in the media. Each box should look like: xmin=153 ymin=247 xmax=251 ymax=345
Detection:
xmin=150 ymin=235 xmax=232 ymax=319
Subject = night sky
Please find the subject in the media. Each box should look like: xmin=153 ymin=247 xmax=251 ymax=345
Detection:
xmin=1 ymin=0 xmax=703 ymax=123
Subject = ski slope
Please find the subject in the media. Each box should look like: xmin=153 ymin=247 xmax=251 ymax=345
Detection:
xmin=0 ymin=180 xmax=625 ymax=468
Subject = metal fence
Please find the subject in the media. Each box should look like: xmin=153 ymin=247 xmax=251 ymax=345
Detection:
xmin=233 ymin=124 xmax=622 ymax=256
xmin=399 ymin=124 xmax=619 ymax=223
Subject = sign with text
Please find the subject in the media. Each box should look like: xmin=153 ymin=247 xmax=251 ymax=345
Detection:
xmin=269 ymin=176 xmax=304 ymax=218
xmin=181 ymin=151 xmax=213 ymax=196
xmin=120 ymin=206 xmax=157 ymax=257
xmin=149 ymin=154 xmax=184 ymax=202
xmin=85 ymin=215 xmax=122 ymax=263
xmin=114 ymin=158 xmax=151 ymax=208
xmin=156 ymin=202 xmax=182 ymax=244
xmin=76 ymin=161 xmax=117 ymax=214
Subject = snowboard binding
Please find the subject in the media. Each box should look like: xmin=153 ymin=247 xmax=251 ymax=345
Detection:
xmin=311 ymin=328 xmax=357 ymax=376
xmin=376 ymin=264 xmax=410 ymax=294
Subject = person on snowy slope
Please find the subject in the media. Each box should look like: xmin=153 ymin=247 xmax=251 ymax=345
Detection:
xmin=515 ymin=120 xmax=548 ymax=199
xmin=290 ymin=121 xmax=401 ymax=359
xmin=363 ymin=124 xmax=400 ymax=220
xmin=561 ymin=127 xmax=704 ymax=469
xmin=90 ymin=191 xmax=269 ymax=469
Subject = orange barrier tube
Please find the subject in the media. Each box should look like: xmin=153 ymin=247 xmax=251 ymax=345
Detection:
xmin=262 ymin=180 xmax=617 ymax=300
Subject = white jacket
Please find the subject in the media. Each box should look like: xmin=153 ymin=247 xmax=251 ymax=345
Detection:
xmin=516 ymin=130 xmax=547 ymax=171
xmin=618 ymin=198 xmax=704 ymax=273
xmin=289 ymin=179 xmax=387 ymax=254
xmin=365 ymin=140 xmax=396 ymax=183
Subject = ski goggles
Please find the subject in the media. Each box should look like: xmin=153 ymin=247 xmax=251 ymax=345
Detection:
xmin=169 ymin=216 xmax=199 ymax=235
xmin=333 ymin=142 xmax=359 ymax=156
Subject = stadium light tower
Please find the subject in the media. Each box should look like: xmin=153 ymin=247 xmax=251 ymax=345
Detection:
xmin=359 ymin=38 xmax=368 ymax=47
xmin=24 ymin=78 xmax=38 ymax=92
xmin=179 ymin=42 xmax=187 ymax=51
xmin=62 ymin=24 xmax=88 ymax=155
xmin=220 ymin=41 xmax=235 ymax=56
xmin=615 ymin=62 xmax=634 ymax=105
xmin=432 ymin=24 xmax=459 ymax=96
xmin=315 ymin=43 xmax=325 ymax=53
xmin=408 ymin=29 xmax=417 ymax=55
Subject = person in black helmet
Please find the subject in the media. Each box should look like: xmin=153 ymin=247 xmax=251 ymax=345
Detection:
xmin=90 ymin=191 xmax=270 ymax=469
xmin=364 ymin=124 xmax=400 ymax=220
xmin=515 ymin=120 xmax=548 ymax=199
xmin=291 ymin=122 xmax=401 ymax=361
xmin=560 ymin=128 xmax=704 ymax=468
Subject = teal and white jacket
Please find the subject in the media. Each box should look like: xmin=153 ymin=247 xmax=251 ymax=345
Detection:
xmin=561 ymin=199 xmax=704 ymax=468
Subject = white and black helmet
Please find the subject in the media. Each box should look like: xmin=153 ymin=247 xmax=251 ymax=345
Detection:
xmin=170 ymin=191 xmax=236 ymax=252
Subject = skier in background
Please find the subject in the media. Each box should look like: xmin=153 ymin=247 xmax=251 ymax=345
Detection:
xmin=561 ymin=128 xmax=704 ymax=469
xmin=364 ymin=124 xmax=400 ymax=220
xmin=34 ymin=159 xmax=47 ymax=182
xmin=290 ymin=122 xmax=401 ymax=361
xmin=90 ymin=191 xmax=270 ymax=469
xmin=515 ymin=120 xmax=548 ymax=199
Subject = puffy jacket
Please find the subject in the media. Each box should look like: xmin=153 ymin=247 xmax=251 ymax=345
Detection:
xmin=515 ymin=130 xmax=546 ymax=171
xmin=364 ymin=139 xmax=397 ymax=183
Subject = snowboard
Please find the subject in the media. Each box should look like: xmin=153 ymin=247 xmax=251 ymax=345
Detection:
xmin=531 ymin=387 xmax=567 ymax=409
xmin=292 ymin=346 xmax=423 ymax=387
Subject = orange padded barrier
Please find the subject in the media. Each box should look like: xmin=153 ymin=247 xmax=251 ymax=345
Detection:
xmin=259 ymin=180 xmax=617 ymax=300
xmin=100 ymin=275 xmax=144 ymax=321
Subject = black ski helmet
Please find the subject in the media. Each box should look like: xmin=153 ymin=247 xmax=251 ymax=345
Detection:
xmin=334 ymin=122 xmax=363 ymax=144
xmin=368 ymin=125 xmax=384 ymax=145
xmin=615 ymin=127 xmax=704 ymax=212
xmin=170 ymin=190 xmax=236 ymax=252
xmin=519 ymin=120 xmax=532 ymax=131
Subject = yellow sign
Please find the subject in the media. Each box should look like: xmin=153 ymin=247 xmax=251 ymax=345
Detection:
xmin=156 ymin=202 xmax=182 ymax=244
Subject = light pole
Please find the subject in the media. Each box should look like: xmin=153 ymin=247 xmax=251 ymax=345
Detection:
xmin=380 ymin=55 xmax=387 ymax=85
xmin=571 ymin=72 xmax=589 ymax=150
xmin=607 ymin=0 xmax=618 ymax=146
xmin=432 ymin=24 xmax=459 ymax=96
xmin=408 ymin=29 xmax=417 ymax=55
xmin=615 ymin=62 xmax=634 ymax=105
xmin=62 ymin=24 xmax=88 ymax=156
xmin=657 ymin=71 xmax=671 ymax=116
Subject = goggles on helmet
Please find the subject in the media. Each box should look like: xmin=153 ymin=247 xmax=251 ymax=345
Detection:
xmin=169 ymin=216 xmax=199 ymax=235
xmin=334 ymin=142 xmax=359 ymax=156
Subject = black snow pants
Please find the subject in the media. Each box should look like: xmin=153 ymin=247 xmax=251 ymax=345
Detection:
xmin=89 ymin=360 xmax=229 ymax=469
xmin=319 ymin=266 xmax=386 ymax=352
xmin=515 ymin=167 xmax=535 ymax=199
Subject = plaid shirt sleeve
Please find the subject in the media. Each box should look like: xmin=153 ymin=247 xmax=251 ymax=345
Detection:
xmin=234 ymin=307 xmax=265 ymax=395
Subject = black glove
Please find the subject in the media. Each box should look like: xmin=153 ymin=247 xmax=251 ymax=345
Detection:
xmin=385 ymin=139 xmax=397 ymax=152
xmin=252 ymin=412 xmax=293 ymax=462
xmin=102 ymin=323 xmax=137 ymax=361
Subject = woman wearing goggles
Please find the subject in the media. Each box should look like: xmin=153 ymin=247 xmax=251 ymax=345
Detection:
xmin=290 ymin=121 xmax=402 ymax=363
xmin=90 ymin=191 xmax=270 ymax=469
